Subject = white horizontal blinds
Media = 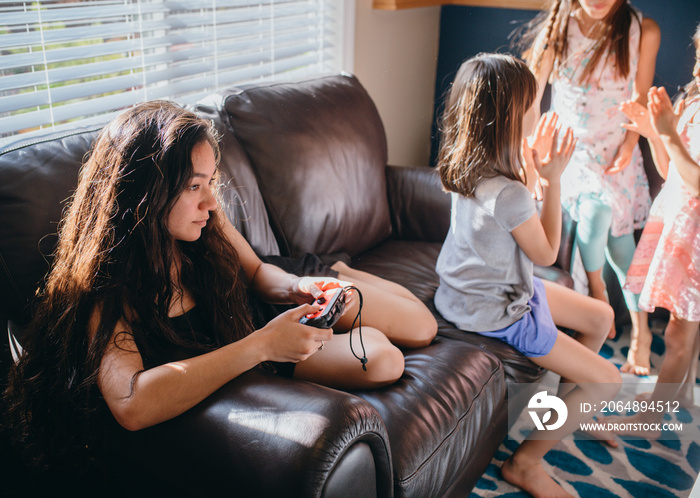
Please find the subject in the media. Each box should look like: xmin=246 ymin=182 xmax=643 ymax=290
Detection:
xmin=0 ymin=0 xmax=341 ymax=145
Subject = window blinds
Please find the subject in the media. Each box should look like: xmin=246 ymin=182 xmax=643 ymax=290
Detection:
xmin=0 ymin=0 xmax=343 ymax=145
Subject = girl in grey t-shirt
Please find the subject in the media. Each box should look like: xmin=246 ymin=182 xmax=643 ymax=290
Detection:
xmin=434 ymin=53 xmax=622 ymax=498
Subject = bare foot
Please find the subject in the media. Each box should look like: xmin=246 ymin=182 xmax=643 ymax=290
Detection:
xmin=620 ymin=330 xmax=652 ymax=377
xmin=501 ymin=455 xmax=574 ymax=498
xmin=604 ymin=413 xmax=662 ymax=439
xmin=635 ymin=390 xmax=695 ymax=410
xmin=576 ymin=426 xmax=619 ymax=448
xmin=620 ymin=348 xmax=651 ymax=376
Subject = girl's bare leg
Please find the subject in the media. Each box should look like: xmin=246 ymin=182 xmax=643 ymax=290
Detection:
xmin=543 ymin=279 xmax=613 ymax=354
xmin=331 ymin=261 xmax=437 ymax=348
xmin=585 ymin=267 xmax=617 ymax=339
xmin=501 ymin=332 xmax=621 ymax=498
xmin=294 ymin=326 xmax=405 ymax=389
xmin=542 ymin=279 xmax=618 ymax=446
xmin=609 ymin=316 xmax=699 ymax=437
xmin=678 ymin=332 xmax=699 ymax=406
xmin=621 ymin=310 xmax=652 ymax=376
xmin=645 ymin=316 xmax=697 ymax=399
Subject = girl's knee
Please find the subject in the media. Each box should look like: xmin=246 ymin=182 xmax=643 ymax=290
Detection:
xmin=589 ymin=358 xmax=622 ymax=390
xmin=597 ymin=301 xmax=615 ymax=335
xmin=362 ymin=330 xmax=405 ymax=385
xmin=583 ymin=297 xmax=615 ymax=338
xmin=664 ymin=316 xmax=699 ymax=355
xmin=578 ymin=197 xmax=612 ymax=229
xmin=365 ymin=345 xmax=404 ymax=386
xmin=331 ymin=260 xmax=350 ymax=273
xmin=407 ymin=308 xmax=438 ymax=348
xmin=606 ymin=362 xmax=622 ymax=386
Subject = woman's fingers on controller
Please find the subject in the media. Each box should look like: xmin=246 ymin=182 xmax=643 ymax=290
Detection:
xmin=291 ymin=303 xmax=320 ymax=320
xmin=297 ymin=276 xmax=323 ymax=298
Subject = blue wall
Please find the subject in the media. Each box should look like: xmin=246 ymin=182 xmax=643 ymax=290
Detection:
xmin=431 ymin=1 xmax=700 ymax=165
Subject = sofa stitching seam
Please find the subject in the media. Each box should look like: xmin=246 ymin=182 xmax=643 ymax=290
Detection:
xmin=393 ymin=360 xmax=504 ymax=486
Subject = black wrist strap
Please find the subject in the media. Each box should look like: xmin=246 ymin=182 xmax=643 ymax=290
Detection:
xmin=343 ymin=285 xmax=367 ymax=371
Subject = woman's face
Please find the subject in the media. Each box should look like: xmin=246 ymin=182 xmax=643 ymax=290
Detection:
xmin=167 ymin=141 xmax=219 ymax=242
xmin=577 ymin=0 xmax=620 ymax=21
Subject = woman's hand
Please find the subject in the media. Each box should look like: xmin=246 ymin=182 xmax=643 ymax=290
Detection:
xmin=257 ymin=305 xmax=334 ymax=363
xmin=291 ymin=276 xmax=356 ymax=309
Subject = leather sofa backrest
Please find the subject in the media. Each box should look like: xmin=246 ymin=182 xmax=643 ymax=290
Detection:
xmin=222 ymin=74 xmax=392 ymax=258
xmin=193 ymin=98 xmax=281 ymax=257
xmin=0 ymin=128 xmax=100 ymax=326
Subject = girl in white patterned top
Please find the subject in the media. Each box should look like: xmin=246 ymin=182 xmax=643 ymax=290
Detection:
xmin=519 ymin=0 xmax=661 ymax=376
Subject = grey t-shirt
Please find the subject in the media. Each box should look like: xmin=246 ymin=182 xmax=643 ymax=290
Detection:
xmin=435 ymin=175 xmax=537 ymax=332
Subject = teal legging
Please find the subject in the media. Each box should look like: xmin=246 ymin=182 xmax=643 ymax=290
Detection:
xmin=574 ymin=195 xmax=641 ymax=312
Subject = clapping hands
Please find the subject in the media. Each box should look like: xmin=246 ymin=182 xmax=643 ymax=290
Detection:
xmin=523 ymin=112 xmax=577 ymax=195
xmin=621 ymin=86 xmax=683 ymax=140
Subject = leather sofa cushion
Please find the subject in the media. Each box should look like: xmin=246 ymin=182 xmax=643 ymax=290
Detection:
xmin=351 ymin=240 xmax=547 ymax=384
xmin=222 ymin=74 xmax=392 ymax=258
xmin=354 ymin=337 xmax=505 ymax=497
xmin=0 ymin=129 xmax=100 ymax=325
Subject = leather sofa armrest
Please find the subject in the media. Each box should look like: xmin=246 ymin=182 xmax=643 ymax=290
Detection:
xmin=122 ymin=369 xmax=393 ymax=498
xmin=385 ymin=165 xmax=451 ymax=243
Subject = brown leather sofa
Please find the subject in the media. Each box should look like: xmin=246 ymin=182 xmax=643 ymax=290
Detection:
xmin=0 ymin=74 xmax=576 ymax=497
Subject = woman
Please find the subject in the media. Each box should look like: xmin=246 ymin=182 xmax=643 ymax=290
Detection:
xmin=5 ymin=100 xmax=436 ymax=477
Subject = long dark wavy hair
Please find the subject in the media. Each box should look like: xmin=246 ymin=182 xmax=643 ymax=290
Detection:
xmin=515 ymin=0 xmax=640 ymax=85
xmin=5 ymin=100 xmax=254 ymax=472
xmin=437 ymin=53 xmax=537 ymax=197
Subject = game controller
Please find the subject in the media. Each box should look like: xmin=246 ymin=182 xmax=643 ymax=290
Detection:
xmin=300 ymin=287 xmax=346 ymax=329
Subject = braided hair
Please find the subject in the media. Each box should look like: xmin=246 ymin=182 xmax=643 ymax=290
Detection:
xmin=514 ymin=0 xmax=640 ymax=85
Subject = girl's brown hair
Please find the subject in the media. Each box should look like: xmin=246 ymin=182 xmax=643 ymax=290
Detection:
xmin=437 ymin=53 xmax=537 ymax=197
xmin=6 ymin=101 xmax=254 ymax=471
xmin=681 ymin=23 xmax=700 ymax=100
xmin=517 ymin=0 xmax=640 ymax=85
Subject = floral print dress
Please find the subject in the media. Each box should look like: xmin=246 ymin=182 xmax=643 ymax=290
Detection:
xmin=552 ymin=13 xmax=651 ymax=237
xmin=625 ymin=95 xmax=700 ymax=321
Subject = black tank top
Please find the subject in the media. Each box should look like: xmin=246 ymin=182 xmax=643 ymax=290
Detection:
xmin=140 ymin=306 xmax=216 ymax=369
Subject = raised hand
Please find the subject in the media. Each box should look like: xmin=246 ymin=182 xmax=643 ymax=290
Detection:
xmin=648 ymin=86 xmax=683 ymax=137
xmin=620 ymin=100 xmax=655 ymax=138
xmin=533 ymin=125 xmax=577 ymax=186
xmin=528 ymin=111 xmax=560 ymax=161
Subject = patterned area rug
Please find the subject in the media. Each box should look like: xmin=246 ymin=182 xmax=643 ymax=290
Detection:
xmin=471 ymin=320 xmax=700 ymax=498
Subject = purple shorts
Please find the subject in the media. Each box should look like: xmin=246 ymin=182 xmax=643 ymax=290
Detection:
xmin=481 ymin=277 xmax=558 ymax=358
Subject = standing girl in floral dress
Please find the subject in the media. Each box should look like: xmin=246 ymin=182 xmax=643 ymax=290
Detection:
xmin=519 ymin=0 xmax=661 ymax=375
xmin=616 ymin=23 xmax=700 ymax=422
